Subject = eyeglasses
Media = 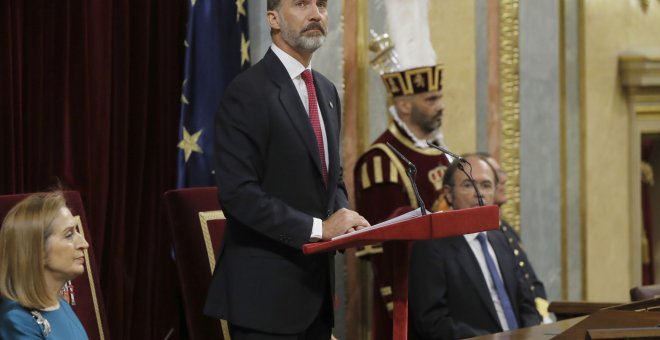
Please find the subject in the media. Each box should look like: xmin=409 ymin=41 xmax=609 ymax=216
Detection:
xmin=453 ymin=180 xmax=495 ymax=194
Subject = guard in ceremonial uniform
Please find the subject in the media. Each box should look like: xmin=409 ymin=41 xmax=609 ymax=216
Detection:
xmin=354 ymin=2 xmax=451 ymax=336
xmin=354 ymin=120 xmax=449 ymax=340
xmin=479 ymin=154 xmax=552 ymax=323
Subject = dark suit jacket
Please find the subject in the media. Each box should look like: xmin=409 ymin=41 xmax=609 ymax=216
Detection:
xmin=409 ymin=230 xmax=541 ymax=339
xmin=204 ymin=48 xmax=348 ymax=334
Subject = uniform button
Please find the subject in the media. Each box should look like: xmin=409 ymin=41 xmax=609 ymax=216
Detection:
xmin=508 ymin=237 xmax=513 ymax=243
xmin=519 ymin=261 xmax=525 ymax=267
xmin=514 ymin=249 xmax=520 ymax=256
xmin=531 ymin=286 xmax=535 ymax=291
xmin=525 ymin=273 xmax=530 ymax=279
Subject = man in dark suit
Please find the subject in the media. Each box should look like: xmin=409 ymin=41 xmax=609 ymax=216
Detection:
xmin=409 ymin=155 xmax=541 ymax=339
xmin=204 ymin=0 xmax=369 ymax=338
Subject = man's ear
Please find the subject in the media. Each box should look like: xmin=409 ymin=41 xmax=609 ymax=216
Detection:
xmin=394 ymin=97 xmax=412 ymax=117
xmin=267 ymin=10 xmax=280 ymax=30
xmin=443 ymin=185 xmax=453 ymax=206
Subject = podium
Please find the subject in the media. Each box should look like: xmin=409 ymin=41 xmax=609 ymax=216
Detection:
xmin=304 ymin=205 xmax=500 ymax=340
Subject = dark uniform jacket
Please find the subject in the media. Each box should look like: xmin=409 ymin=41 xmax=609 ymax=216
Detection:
xmin=500 ymin=219 xmax=549 ymax=318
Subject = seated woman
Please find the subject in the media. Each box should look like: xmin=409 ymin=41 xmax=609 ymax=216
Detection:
xmin=0 ymin=192 xmax=89 ymax=339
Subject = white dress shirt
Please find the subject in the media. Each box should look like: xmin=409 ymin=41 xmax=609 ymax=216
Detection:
xmin=464 ymin=232 xmax=512 ymax=331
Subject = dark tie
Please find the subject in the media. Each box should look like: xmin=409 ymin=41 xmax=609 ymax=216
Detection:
xmin=476 ymin=232 xmax=519 ymax=330
xmin=301 ymin=69 xmax=328 ymax=185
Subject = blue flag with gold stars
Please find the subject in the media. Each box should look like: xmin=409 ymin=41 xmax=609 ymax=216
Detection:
xmin=177 ymin=0 xmax=250 ymax=187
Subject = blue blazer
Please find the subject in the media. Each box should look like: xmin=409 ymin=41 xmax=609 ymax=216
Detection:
xmin=204 ymin=48 xmax=348 ymax=334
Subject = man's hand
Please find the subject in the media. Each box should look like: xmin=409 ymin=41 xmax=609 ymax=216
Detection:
xmin=322 ymin=208 xmax=370 ymax=240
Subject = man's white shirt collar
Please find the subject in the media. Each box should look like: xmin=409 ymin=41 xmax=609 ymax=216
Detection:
xmin=271 ymin=44 xmax=311 ymax=79
xmin=463 ymin=231 xmax=482 ymax=243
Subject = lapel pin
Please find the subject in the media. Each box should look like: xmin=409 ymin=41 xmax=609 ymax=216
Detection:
xmin=329 ymin=101 xmax=334 ymax=109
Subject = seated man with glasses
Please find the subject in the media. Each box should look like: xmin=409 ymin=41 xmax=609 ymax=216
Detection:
xmin=409 ymin=155 xmax=542 ymax=339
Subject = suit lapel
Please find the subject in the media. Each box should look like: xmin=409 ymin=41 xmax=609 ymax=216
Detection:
xmin=264 ymin=50 xmax=325 ymax=180
xmin=451 ymin=237 xmax=502 ymax=327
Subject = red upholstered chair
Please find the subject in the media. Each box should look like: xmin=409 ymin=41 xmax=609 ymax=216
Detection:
xmin=0 ymin=191 xmax=110 ymax=340
xmin=164 ymin=187 xmax=229 ymax=340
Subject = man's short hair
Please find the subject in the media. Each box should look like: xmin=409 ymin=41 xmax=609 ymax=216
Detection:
xmin=267 ymin=0 xmax=281 ymax=10
xmin=442 ymin=153 xmax=497 ymax=187
xmin=474 ymin=152 xmax=500 ymax=185
xmin=442 ymin=158 xmax=462 ymax=188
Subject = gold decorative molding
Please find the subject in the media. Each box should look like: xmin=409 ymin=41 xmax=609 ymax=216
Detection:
xmin=619 ymin=52 xmax=660 ymax=90
xmin=619 ymin=52 xmax=660 ymax=117
xmin=499 ymin=0 xmax=521 ymax=232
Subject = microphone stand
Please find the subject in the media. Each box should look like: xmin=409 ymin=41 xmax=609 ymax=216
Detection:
xmin=426 ymin=142 xmax=485 ymax=206
xmin=385 ymin=142 xmax=427 ymax=215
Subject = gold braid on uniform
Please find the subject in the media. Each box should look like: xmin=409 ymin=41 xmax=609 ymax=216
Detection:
xmin=379 ymin=286 xmax=394 ymax=312
xmin=355 ymin=244 xmax=384 ymax=257
xmin=500 ymin=221 xmax=549 ymax=318
xmin=355 ymin=143 xmax=417 ymax=259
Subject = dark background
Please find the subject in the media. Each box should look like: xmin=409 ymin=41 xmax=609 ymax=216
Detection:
xmin=1 ymin=1 xmax=189 ymax=338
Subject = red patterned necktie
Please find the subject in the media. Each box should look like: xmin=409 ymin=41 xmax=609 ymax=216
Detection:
xmin=301 ymin=69 xmax=328 ymax=186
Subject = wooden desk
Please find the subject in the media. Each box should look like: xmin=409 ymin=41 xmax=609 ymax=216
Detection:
xmin=549 ymin=301 xmax=620 ymax=320
xmin=468 ymin=309 xmax=660 ymax=340
xmin=467 ymin=317 xmax=586 ymax=340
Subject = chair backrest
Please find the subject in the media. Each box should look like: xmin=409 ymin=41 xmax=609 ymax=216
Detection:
xmin=0 ymin=191 xmax=110 ymax=340
xmin=164 ymin=187 xmax=229 ymax=340
xmin=630 ymin=284 xmax=660 ymax=301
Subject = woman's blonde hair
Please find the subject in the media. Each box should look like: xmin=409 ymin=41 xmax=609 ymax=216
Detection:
xmin=0 ymin=192 xmax=67 ymax=309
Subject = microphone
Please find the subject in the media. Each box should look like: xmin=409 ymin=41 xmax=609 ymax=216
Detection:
xmin=385 ymin=142 xmax=427 ymax=216
xmin=427 ymin=142 xmax=466 ymax=163
xmin=426 ymin=143 xmax=484 ymax=206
